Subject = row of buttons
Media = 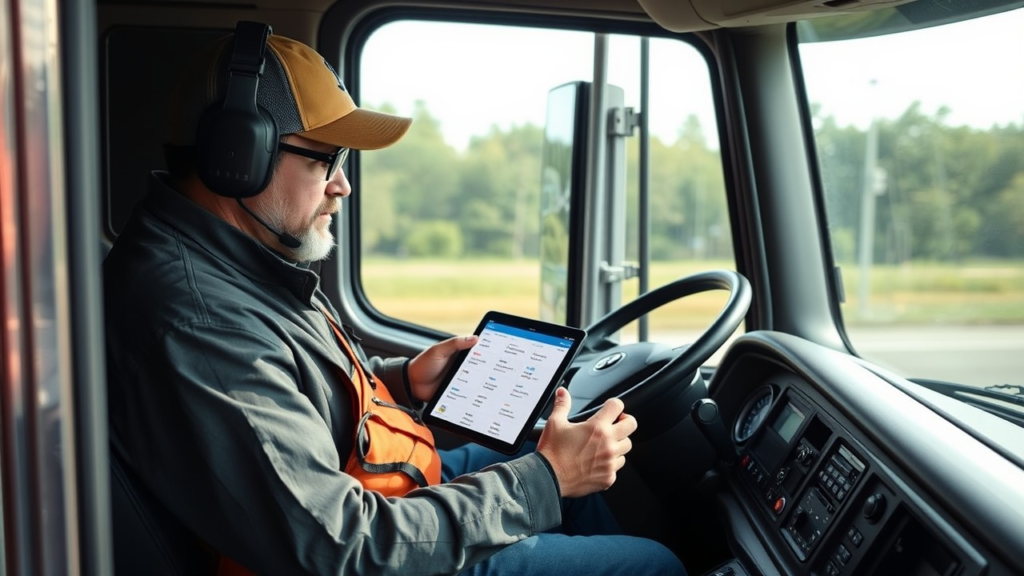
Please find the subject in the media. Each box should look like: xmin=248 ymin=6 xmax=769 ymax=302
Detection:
xmin=742 ymin=454 xmax=791 ymax=516
xmin=822 ymin=523 xmax=865 ymax=575
xmin=741 ymin=454 xmax=768 ymax=487
xmin=848 ymin=526 xmax=863 ymax=547
xmin=820 ymin=456 xmax=857 ymax=502
xmin=824 ymin=541 xmax=853 ymax=575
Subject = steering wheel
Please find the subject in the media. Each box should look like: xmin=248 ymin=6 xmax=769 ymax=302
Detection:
xmin=532 ymin=269 xmax=751 ymax=438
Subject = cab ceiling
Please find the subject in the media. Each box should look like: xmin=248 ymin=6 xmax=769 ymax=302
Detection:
xmin=112 ymin=0 xmax=919 ymax=31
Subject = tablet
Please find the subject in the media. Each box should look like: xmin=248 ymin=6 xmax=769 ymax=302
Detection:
xmin=423 ymin=311 xmax=587 ymax=455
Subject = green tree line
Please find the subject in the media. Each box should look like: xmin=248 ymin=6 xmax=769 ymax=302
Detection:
xmin=816 ymin=103 xmax=1024 ymax=264
xmin=360 ymin=101 xmax=544 ymax=259
xmin=360 ymin=99 xmax=1024 ymax=264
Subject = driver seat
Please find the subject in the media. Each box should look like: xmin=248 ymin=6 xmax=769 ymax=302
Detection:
xmin=110 ymin=441 xmax=217 ymax=574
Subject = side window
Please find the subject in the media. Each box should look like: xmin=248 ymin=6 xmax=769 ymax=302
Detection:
xmin=357 ymin=20 xmax=732 ymax=342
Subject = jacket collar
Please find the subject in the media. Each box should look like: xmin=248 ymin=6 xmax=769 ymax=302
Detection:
xmin=145 ymin=171 xmax=322 ymax=304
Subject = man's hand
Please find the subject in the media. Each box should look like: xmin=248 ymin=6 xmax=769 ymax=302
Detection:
xmin=536 ymin=388 xmax=637 ymax=498
xmin=407 ymin=335 xmax=479 ymax=402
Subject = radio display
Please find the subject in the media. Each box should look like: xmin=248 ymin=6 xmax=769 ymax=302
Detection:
xmin=772 ymin=402 xmax=805 ymax=443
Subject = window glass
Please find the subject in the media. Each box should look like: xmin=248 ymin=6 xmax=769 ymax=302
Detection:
xmin=799 ymin=8 xmax=1024 ymax=386
xmin=612 ymin=36 xmax=735 ymax=349
xmin=359 ymin=22 xmax=590 ymax=335
xmin=359 ymin=20 xmax=732 ymax=343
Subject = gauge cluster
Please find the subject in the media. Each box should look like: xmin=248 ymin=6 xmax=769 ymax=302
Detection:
xmin=733 ymin=385 xmax=774 ymax=443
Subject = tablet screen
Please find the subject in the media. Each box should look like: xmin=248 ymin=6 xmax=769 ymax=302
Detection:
xmin=423 ymin=312 xmax=586 ymax=453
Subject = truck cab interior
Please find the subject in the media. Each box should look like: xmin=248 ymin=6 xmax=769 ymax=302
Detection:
xmin=1 ymin=0 xmax=1023 ymax=574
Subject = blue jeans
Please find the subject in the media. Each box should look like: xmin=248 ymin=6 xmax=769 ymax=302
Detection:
xmin=441 ymin=443 xmax=686 ymax=576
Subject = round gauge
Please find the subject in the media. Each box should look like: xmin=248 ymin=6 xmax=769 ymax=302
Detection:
xmin=733 ymin=386 xmax=774 ymax=443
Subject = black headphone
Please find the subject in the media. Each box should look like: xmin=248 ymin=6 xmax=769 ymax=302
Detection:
xmin=195 ymin=21 xmax=278 ymax=199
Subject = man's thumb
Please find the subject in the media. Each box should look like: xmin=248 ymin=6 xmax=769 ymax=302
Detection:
xmin=434 ymin=335 xmax=479 ymax=359
xmin=548 ymin=387 xmax=572 ymax=422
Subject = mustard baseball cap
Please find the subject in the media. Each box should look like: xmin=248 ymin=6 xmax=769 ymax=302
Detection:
xmin=166 ymin=31 xmax=411 ymax=151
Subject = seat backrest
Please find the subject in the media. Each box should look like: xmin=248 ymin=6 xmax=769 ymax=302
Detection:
xmin=101 ymin=26 xmax=226 ymax=240
xmin=110 ymin=445 xmax=216 ymax=575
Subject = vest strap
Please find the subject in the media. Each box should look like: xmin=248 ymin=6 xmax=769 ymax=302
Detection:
xmin=354 ymin=412 xmax=431 ymax=489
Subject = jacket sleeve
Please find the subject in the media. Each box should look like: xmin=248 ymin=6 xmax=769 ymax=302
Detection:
xmin=368 ymin=355 xmax=419 ymax=408
xmin=124 ymin=322 xmax=561 ymax=576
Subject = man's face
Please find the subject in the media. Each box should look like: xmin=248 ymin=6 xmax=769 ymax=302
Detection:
xmin=250 ymin=134 xmax=351 ymax=261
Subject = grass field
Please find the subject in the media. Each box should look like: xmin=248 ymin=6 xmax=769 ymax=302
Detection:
xmin=360 ymin=258 xmax=1024 ymax=335
xmin=837 ymin=261 xmax=1024 ymax=324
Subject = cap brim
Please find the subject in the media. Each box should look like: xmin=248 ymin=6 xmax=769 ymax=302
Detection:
xmin=301 ymin=109 xmax=412 ymax=151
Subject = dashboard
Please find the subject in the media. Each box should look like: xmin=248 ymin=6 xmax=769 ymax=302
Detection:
xmin=701 ymin=331 xmax=1024 ymax=576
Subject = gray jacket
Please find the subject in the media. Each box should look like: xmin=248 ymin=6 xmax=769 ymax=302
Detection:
xmin=104 ymin=172 xmax=561 ymax=575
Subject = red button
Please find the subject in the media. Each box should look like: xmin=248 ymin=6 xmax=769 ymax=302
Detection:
xmin=773 ymin=497 xmax=786 ymax=514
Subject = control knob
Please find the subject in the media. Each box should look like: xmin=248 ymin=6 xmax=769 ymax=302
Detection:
xmin=777 ymin=466 xmax=789 ymax=484
xmin=863 ymin=493 xmax=887 ymax=524
xmin=796 ymin=444 xmax=814 ymax=464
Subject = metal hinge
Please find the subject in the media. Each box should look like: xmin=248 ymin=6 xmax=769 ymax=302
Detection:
xmin=609 ymin=107 xmax=640 ymax=137
xmin=600 ymin=261 xmax=640 ymax=284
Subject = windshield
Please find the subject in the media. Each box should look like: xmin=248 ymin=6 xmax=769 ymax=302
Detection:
xmin=797 ymin=6 xmax=1024 ymax=390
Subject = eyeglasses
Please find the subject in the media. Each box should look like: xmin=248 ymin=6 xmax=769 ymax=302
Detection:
xmin=278 ymin=142 xmax=350 ymax=181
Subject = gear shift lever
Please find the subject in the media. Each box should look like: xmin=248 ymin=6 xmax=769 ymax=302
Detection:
xmin=691 ymin=398 xmax=736 ymax=465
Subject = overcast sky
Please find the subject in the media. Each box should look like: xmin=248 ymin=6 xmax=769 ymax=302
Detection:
xmin=799 ymin=7 xmax=1024 ymax=131
xmin=360 ymin=7 xmax=1024 ymax=151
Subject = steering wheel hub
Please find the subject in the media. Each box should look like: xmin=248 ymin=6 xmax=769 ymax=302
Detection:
xmin=594 ymin=352 xmax=626 ymax=371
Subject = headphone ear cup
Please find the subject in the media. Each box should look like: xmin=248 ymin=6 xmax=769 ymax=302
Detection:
xmin=196 ymin=103 xmax=278 ymax=198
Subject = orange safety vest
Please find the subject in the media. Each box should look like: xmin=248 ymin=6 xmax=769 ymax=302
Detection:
xmin=217 ymin=310 xmax=442 ymax=575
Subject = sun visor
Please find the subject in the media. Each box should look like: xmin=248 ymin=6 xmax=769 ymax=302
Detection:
xmin=637 ymin=0 xmax=918 ymax=31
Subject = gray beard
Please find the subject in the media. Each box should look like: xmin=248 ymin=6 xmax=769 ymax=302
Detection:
xmin=249 ymin=192 xmax=337 ymax=262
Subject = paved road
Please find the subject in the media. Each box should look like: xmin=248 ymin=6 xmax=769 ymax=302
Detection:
xmin=845 ymin=324 xmax=1024 ymax=388
xmin=635 ymin=325 xmax=1024 ymax=388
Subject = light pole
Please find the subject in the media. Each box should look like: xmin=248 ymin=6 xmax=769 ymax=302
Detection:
xmin=858 ymin=79 xmax=880 ymax=319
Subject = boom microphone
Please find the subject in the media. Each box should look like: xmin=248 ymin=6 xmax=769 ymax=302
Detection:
xmin=236 ymin=198 xmax=302 ymax=248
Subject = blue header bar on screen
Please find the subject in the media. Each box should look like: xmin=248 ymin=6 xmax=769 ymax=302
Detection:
xmin=484 ymin=321 xmax=575 ymax=348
